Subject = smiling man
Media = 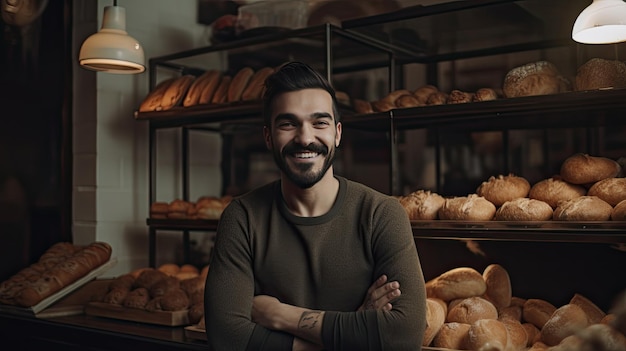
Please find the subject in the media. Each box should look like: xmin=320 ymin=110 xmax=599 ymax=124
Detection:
xmin=204 ymin=62 xmax=427 ymax=351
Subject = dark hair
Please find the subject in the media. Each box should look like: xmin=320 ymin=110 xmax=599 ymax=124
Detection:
xmin=262 ymin=61 xmax=340 ymax=127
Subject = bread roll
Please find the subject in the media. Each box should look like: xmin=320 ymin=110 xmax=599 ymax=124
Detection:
xmin=529 ymin=177 xmax=586 ymax=209
xmin=447 ymin=296 xmax=498 ymax=324
xmin=503 ymin=61 xmax=564 ymax=98
xmin=495 ymin=198 xmax=553 ymax=221
xmin=523 ymin=299 xmax=557 ymax=329
xmin=397 ymin=190 xmax=445 ymax=220
xmin=371 ymin=99 xmax=396 ymax=112
xmin=447 ymin=89 xmax=474 ymax=104
xmin=353 ymin=99 xmax=373 ymax=114
xmin=528 ymin=341 xmax=549 ymax=351
xmin=498 ymin=305 xmax=522 ymax=322
xmin=553 ymin=196 xmax=613 ymax=221
xmin=476 ymin=174 xmax=531 ymax=207
xmin=382 ymin=89 xmax=411 ymax=105
xmin=588 ymin=177 xmax=626 ymax=206
xmin=540 ymin=303 xmax=589 ymax=346
xmin=465 ymin=318 xmax=509 ymax=351
xmin=426 ymin=267 xmax=487 ymax=301
xmin=438 ymin=194 xmax=496 ymax=221
xmin=227 ymin=67 xmax=254 ymax=102
xmin=426 ymin=91 xmax=448 ymax=105
xmin=241 ymin=67 xmax=274 ymax=101
xmin=575 ymin=58 xmax=626 ymax=91
xmin=560 ymin=153 xmax=621 ymax=185
xmin=423 ymin=298 xmax=446 ymax=346
xmin=196 ymin=70 xmax=223 ymax=105
xmin=212 ymin=75 xmax=232 ymax=104
xmin=577 ymin=323 xmax=626 ymax=351
xmin=612 ymin=199 xmax=626 ymax=221
xmin=522 ymin=322 xmax=541 ymax=346
xmin=161 ymin=75 xmax=195 ymax=111
xmin=413 ymin=85 xmax=439 ymax=104
xmin=395 ymin=94 xmax=421 ymax=108
xmin=335 ymin=91 xmax=350 ymax=106
xmin=138 ymin=77 xmax=176 ymax=112
xmin=569 ymin=293 xmax=606 ymax=324
xmin=482 ymin=264 xmax=512 ymax=309
xmin=473 ymin=88 xmax=499 ymax=102
xmin=183 ymin=71 xmax=215 ymax=107
xmin=433 ymin=322 xmax=471 ymax=349
xmin=500 ymin=318 xmax=528 ymax=351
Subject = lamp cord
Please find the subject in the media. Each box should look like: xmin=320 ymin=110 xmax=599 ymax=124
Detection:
xmin=113 ymin=0 xmax=118 ymax=6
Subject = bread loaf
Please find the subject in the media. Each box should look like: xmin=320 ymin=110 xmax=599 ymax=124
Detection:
xmin=495 ymin=198 xmax=553 ymax=221
xmin=560 ymin=153 xmax=621 ymax=185
xmin=498 ymin=304 xmax=522 ymax=322
xmin=397 ymin=190 xmax=445 ymax=220
xmin=500 ymin=318 xmax=528 ymax=351
xmin=553 ymin=196 xmax=613 ymax=221
xmin=587 ymin=177 xmax=626 ymax=206
xmin=476 ymin=174 xmax=531 ymax=207
xmin=227 ymin=67 xmax=254 ymax=102
xmin=438 ymin=194 xmax=496 ymax=221
xmin=473 ymin=88 xmax=499 ymax=102
xmin=160 ymin=75 xmax=195 ymax=111
xmin=413 ymin=85 xmax=439 ymax=104
xmin=540 ymin=303 xmax=589 ymax=346
xmin=529 ymin=177 xmax=586 ymax=209
xmin=575 ymin=58 xmax=626 ymax=91
xmin=212 ymin=75 xmax=232 ymax=104
xmin=426 ymin=267 xmax=487 ymax=301
xmin=482 ymin=264 xmax=512 ymax=309
xmin=382 ymin=89 xmax=411 ymax=105
xmin=523 ymin=298 xmax=557 ymax=329
xmin=447 ymin=90 xmax=474 ymax=104
xmin=522 ymin=322 xmax=541 ymax=347
xmin=241 ymin=67 xmax=274 ymax=101
xmin=426 ymin=91 xmax=448 ymax=105
xmin=447 ymin=296 xmax=498 ymax=324
xmin=371 ymin=99 xmax=396 ymax=112
xmin=353 ymin=99 xmax=373 ymax=114
xmin=423 ymin=298 xmax=446 ymax=346
xmin=196 ymin=70 xmax=223 ymax=105
xmin=138 ymin=77 xmax=176 ymax=112
xmin=433 ymin=322 xmax=471 ymax=349
xmin=395 ymin=94 xmax=421 ymax=108
xmin=465 ymin=318 xmax=509 ymax=351
xmin=612 ymin=199 xmax=626 ymax=221
xmin=569 ymin=293 xmax=606 ymax=324
xmin=503 ymin=61 xmax=564 ymax=98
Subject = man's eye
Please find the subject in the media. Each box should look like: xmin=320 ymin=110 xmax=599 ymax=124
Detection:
xmin=315 ymin=121 xmax=330 ymax=127
xmin=278 ymin=121 xmax=296 ymax=128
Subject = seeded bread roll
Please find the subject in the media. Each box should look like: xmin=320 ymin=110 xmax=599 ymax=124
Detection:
xmin=495 ymin=198 xmax=553 ymax=221
xmin=438 ymin=194 xmax=496 ymax=221
xmin=560 ymin=153 xmax=621 ymax=185
xmin=612 ymin=199 xmax=626 ymax=220
xmin=575 ymin=58 xmax=626 ymax=91
xmin=423 ymin=298 xmax=446 ymax=346
xmin=523 ymin=299 xmax=557 ymax=329
xmin=482 ymin=264 xmax=512 ymax=309
xmin=397 ymin=190 xmax=445 ymax=220
xmin=433 ymin=322 xmax=471 ymax=349
xmin=476 ymin=174 xmax=531 ymax=207
xmin=465 ymin=318 xmax=509 ymax=351
xmin=447 ymin=296 xmax=498 ymax=324
xmin=503 ymin=61 xmax=564 ymax=98
xmin=426 ymin=267 xmax=487 ymax=301
xmin=529 ymin=177 xmax=586 ymax=209
xmin=540 ymin=304 xmax=589 ymax=346
xmin=587 ymin=177 xmax=626 ymax=206
xmin=553 ymin=196 xmax=613 ymax=221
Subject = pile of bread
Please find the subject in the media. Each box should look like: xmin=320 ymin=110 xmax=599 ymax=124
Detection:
xmin=422 ymin=264 xmax=626 ymax=350
xmin=138 ymin=66 xmax=276 ymax=112
xmin=397 ymin=153 xmax=626 ymax=221
xmin=353 ymin=57 xmax=626 ymax=115
xmin=93 ymin=263 xmax=208 ymax=324
xmin=150 ymin=195 xmax=232 ymax=220
xmin=0 ymin=241 xmax=113 ymax=307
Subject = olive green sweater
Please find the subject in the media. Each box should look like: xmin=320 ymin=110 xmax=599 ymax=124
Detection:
xmin=204 ymin=176 xmax=426 ymax=351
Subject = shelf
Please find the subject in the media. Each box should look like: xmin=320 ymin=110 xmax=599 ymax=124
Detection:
xmin=147 ymin=218 xmax=219 ymax=231
xmin=342 ymin=88 xmax=626 ymax=132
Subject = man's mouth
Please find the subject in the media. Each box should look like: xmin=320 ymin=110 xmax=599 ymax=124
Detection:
xmin=293 ymin=152 xmax=319 ymax=159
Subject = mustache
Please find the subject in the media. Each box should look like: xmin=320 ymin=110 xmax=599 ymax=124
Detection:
xmin=282 ymin=142 xmax=328 ymax=156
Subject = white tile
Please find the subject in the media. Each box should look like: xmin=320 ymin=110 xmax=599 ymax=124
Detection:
xmin=73 ymin=188 xmax=96 ymax=222
xmin=74 ymin=154 xmax=97 ymax=187
xmin=73 ymin=122 xmax=97 ymax=154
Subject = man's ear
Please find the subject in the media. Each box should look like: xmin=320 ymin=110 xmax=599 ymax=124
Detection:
xmin=335 ymin=122 xmax=342 ymax=148
xmin=263 ymin=126 xmax=272 ymax=150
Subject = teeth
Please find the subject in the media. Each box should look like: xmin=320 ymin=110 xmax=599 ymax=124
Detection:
xmin=294 ymin=152 xmax=318 ymax=159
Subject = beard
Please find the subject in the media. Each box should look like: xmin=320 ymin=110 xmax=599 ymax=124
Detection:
xmin=272 ymin=140 xmax=336 ymax=189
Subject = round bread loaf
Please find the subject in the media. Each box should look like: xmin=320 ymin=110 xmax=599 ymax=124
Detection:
xmin=503 ymin=61 xmax=563 ymax=98
xmin=575 ymin=58 xmax=626 ymax=91
xmin=433 ymin=322 xmax=471 ymax=349
xmin=482 ymin=264 xmax=512 ymax=309
xmin=465 ymin=318 xmax=509 ymax=351
xmin=472 ymin=87 xmax=499 ymax=102
xmin=413 ymin=85 xmax=439 ymax=104
xmin=447 ymin=296 xmax=498 ymax=324
xmin=423 ymin=298 xmax=446 ymax=346
xmin=398 ymin=190 xmax=445 ymax=220
xmin=426 ymin=267 xmax=487 ymax=301
xmin=560 ymin=153 xmax=621 ymax=185
xmin=588 ymin=177 xmax=626 ymax=206
xmin=438 ymin=194 xmax=496 ymax=221
xmin=500 ymin=318 xmax=528 ymax=351
xmin=495 ymin=198 xmax=553 ymax=221
xmin=569 ymin=293 xmax=606 ymax=324
xmin=612 ymin=199 xmax=626 ymax=221
xmin=540 ymin=303 xmax=589 ymax=346
xmin=553 ymin=196 xmax=613 ymax=221
xmin=529 ymin=177 xmax=586 ymax=209
xmin=447 ymin=90 xmax=474 ymax=104
xmin=523 ymin=298 xmax=557 ymax=329
xmin=477 ymin=174 xmax=531 ymax=207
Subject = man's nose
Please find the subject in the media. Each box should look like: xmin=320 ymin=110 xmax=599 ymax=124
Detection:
xmin=295 ymin=124 xmax=315 ymax=145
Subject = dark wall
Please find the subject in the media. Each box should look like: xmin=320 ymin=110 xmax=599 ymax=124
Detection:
xmin=0 ymin=0 xmax=71 ymax=281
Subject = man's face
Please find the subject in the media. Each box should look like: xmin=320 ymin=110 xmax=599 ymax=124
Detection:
xmin=264 ymin=88 xmax=342 ymax=189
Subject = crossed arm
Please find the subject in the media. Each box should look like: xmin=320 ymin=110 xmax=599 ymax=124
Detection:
xmin=251 ymin=275 xmax=401 ymax=351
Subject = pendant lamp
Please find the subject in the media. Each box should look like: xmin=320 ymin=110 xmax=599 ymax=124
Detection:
xmin=572 ymin=0 xmax=626 ymax=44
xmin=79 ymin=1 xmax=145 ymax=74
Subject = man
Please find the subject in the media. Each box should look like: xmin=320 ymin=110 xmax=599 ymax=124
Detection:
xmin=204 ymin=62 xmax=426 ymax=350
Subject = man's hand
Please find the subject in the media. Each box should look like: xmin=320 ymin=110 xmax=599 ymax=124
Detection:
xmin=358 ymin=274 xmax=401 ymax=312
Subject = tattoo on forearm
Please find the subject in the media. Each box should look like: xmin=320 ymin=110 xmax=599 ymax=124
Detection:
xmin=299 ymin=311 xmax=321 ymax=329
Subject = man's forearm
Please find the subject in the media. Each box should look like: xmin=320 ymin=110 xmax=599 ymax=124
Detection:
xmin=275 ymin=303 xmax=325 ymax=346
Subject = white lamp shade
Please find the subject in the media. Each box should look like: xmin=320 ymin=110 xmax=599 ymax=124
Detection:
xmin=572 ymin=0 xmax=626 ymax=44
xmin=79 ymin=6 xmax=145 ymax=74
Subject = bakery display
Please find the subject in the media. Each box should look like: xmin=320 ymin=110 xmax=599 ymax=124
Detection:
xmin=150 ymin=195 xmax=232 ymax=220
xmin=575 ymin=58 xmax=626 ymax=91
